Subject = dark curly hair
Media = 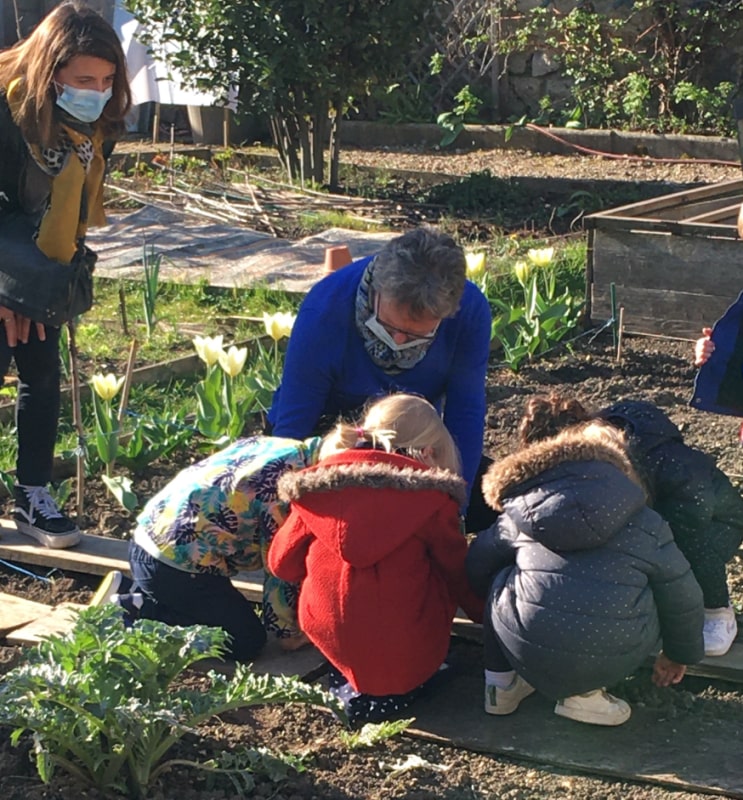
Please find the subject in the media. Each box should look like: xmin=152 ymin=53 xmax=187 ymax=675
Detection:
xmin=518 ymin=391 xmax=593 ymax=446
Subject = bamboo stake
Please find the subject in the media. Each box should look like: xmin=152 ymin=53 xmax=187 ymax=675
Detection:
xmin=66 ymin=321 xmax=85 ymax=519
xmin=616 ymin=307 xmax=625 ymax=362
xmin=117 ymin=339 xmax=139 ymax=427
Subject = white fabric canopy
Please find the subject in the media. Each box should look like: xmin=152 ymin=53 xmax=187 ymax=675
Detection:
xmin=113 ymin=1 xmax=236 ymax=108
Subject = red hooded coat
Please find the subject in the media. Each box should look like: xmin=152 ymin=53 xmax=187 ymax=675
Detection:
xmin=268 ymin=448 xmax=483 ymax=695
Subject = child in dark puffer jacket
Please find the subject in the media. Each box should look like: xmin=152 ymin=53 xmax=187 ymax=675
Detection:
xmin=519 ymin=392 xmax=743 ymax=658
xmin=468 ymin=414 xmax=703 ymax=726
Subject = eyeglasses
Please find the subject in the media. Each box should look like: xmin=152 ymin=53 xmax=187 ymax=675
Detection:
xmin=373 ymin=293 xmax=441 ymax=343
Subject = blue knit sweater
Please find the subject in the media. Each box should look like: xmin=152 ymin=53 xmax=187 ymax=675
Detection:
xmin=268 ymin=256 xmax=492 ymax=499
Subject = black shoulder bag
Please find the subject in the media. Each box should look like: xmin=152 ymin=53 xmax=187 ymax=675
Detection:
xmin=0 ymin=207 xmax=96 ymax=328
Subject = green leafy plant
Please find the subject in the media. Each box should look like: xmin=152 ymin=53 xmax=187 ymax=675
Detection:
xmin=245 ymin=312 xmax=297 ymax=413
xmin=90 ymin=372 xmax=137 ymax=511
xmin=436 ymin=85 xmax=484 ymax=147
xmin=193 ymin=334 xmax=259 ymax=442
xmin=115 ymin=412 xmax=193 ymax=472
xmin=491 ymin=247 xmax=584 ymax=372
xmin=0 ymin=605 xmax=341 ymax=798
xmin=90 ymin=372 xmax=125 ymax=477
xmin=142 ymin=243 xmax=162 ymax=339
xmin=339 ymin=718 xmax=414 ymax=750
xmin=497 ymin=1 xmax=742 ymax=135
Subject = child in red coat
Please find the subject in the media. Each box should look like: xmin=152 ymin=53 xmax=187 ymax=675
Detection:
xmin=268 ymin=393 xmax=482 ymax=726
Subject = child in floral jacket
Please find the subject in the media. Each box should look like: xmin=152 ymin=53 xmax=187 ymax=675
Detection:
xmin=91 ymin=435 xmax=320 ymax=660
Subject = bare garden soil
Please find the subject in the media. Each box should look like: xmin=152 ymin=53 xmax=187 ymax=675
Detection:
xmin=1 ymin=145 xmax=743 ymax=798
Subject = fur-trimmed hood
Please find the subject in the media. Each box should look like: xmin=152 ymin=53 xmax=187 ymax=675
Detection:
xmin=483 ymin=423 xmax=648 ymax=552
xmin=277 ymin=448 xmax=466 ymax=568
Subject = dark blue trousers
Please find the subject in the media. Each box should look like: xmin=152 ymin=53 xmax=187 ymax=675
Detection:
xmin=128 ymin=541 xmax=267 ymax=662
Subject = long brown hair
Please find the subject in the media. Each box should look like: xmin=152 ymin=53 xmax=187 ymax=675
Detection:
xmin=0 ymin=2 xmax=131 ymax=146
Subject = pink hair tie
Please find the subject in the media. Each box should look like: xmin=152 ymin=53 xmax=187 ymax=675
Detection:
xmin=356 ymin=427 xmax=366 ymax=439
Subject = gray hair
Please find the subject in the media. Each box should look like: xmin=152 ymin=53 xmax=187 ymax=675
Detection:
xmin=371 ymin=228 xmax=466 ymax=318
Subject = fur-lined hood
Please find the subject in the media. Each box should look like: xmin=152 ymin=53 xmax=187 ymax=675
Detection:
xmin=278 ymin=449 xmax=466 ymax=506
xmin=483 ymin=423 xmax=648 ymax=552
xmin=277 ymin=448 xmax=466 ymax=569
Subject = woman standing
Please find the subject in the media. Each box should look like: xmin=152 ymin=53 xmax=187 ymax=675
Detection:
xmin=0 ymin=2 xmax=131 ymax=547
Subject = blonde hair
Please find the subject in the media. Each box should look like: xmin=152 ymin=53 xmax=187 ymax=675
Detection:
xmin=0 ymin=2 xmax=132 ymax=146
xmin=319 ymin=394 xmax=462 ymax=475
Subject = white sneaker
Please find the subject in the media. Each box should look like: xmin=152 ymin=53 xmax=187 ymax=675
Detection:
xmin=704 ymin=606 xmax=738 ymax=657
xmin=484 ymin=675 xmax=535 ymax=715
xmin=554 ymin=689 xmax=631 ymax=726
xmin=89 ymin=571 xmax=124 ymax=607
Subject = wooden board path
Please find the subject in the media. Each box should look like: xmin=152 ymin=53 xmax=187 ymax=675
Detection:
xmin=1 ymin=517 xmax=743 ymax=682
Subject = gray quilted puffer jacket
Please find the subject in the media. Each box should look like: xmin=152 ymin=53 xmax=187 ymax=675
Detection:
xmin=467 ymin=424 xmax=704 ymax=700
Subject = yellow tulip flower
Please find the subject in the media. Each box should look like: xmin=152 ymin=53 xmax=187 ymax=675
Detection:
xmin=527 ymin=247 xmax=554 ymax=267
xmin=513 ymin=260 xmax=531 ymax=284
xmin=193 ymin=334 xmax=224 ymax=366
xmin=263 ymin=311 xmax=296 ymax=342
xmin=91 ymin=372 xmax=125 ymax=401
xmin=465 ymin=252 xmax=486 ymax=280
xmin=218 ymin=345 xmax=248 ymax=377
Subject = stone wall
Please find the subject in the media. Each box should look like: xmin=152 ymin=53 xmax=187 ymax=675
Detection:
xmin=483 ymin=0 xmax=743 ymax=122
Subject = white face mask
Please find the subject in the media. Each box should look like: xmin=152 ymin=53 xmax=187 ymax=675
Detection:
xmin=364 ymin=314 xmax=437 ymax=352
xmin=55 ymin=82 xmax=112 ymax=123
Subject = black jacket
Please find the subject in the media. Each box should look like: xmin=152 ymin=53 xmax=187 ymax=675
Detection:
xmin=467 ymin=425 xmax=704 ymax=700
xmin=598 ymin=400 xmax=743 ymax=607
xmin=0 ymin=92 xmax=50 ymax=218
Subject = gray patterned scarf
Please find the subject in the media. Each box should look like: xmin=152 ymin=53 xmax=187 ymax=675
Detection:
xmin=354 ymin=260 xmax=436 ymax=374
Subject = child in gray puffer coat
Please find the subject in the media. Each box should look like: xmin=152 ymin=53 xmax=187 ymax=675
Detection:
xmin=518 ymin=393 xmax=742 ymax=658
xmin=467 ymin=413 xmax=704 ymax=727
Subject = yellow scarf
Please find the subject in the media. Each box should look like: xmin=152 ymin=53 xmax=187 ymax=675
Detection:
xmin=7 ymin=77 xmax=107 ymax=264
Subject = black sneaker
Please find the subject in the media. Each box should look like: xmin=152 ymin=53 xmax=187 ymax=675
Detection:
xmin=13 ymin=484 xmax=81 ymax=549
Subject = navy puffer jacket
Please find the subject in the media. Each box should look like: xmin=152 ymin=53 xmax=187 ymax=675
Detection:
xmin=467 ymin=424 xmax=704 ymax=700
xmin=598 ymin=400 xmax=743 ymax=608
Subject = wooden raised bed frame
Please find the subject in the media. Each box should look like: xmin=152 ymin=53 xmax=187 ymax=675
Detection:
xmin=586 ymin=178 xmax=743 ymax=340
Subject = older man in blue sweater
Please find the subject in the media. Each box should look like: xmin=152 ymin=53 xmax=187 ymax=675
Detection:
xmin=268 ymin=227 xmax=494 ymax=530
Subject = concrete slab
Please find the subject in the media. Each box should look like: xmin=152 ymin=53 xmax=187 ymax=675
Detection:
xmin=87 ymin=207 xmax=395 ymax=293
xmin=407 ymin=642 xmax=743 ymax=798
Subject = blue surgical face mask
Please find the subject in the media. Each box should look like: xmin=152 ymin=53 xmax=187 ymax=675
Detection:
xmin=55 ymin=82 xmax=112 ymax=123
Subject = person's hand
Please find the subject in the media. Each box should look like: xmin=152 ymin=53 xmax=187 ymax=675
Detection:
xmin=694 ymin=327 xmax=714 ymax=367
xmin=0 ymin=305 xmax=45 ymax=347
xmin=652 ymin=652 xmax=687 ymax=687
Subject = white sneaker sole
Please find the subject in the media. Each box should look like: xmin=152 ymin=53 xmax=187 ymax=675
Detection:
xmin=14 ymin=519 xmax=81 ymax=549
xmin=90 ymin=570 xmax=124 ymax=607
xmin=704 ymin=638 xmax=736 ymax=658
xmin=554 ymin=701 xmax=631 ymax=727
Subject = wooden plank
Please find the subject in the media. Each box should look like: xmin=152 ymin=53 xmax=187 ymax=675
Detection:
xmin=588 ymin=213 xmax=739 ymax=238
xmin=683 ymin=202 xmax=743 ymax=224
xmin=646 ymin=195 xmax=743 ymax=223
xmin=7 ymin=602 xmax=85 ymax=644
xmin=591 ymin=227 xmax=743 ymax=296
xmin=0 ymin=518 xmax=263 ymax=601
xmin=591 ymin=285 xmax=734 ymax=338
xmin=586 ymin=178 xmax=743 ymax=223
xmin=0 ymin=593 xmax=53 ymax=636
